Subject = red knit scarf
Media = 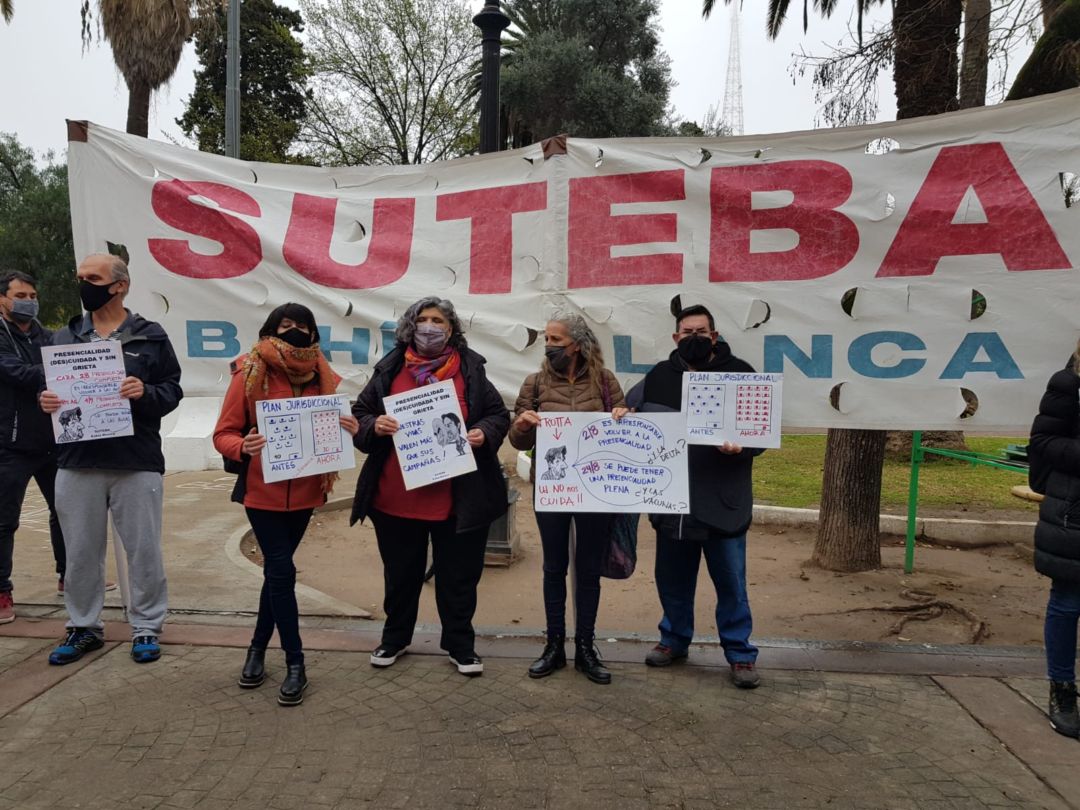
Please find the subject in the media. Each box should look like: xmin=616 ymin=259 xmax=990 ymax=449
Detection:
xmin=404 ymin=346 xmax=460 ymax=385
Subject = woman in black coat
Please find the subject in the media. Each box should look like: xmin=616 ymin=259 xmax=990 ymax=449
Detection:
xmin=1029 ymin=351 xmax=1080 ymax=738
xmin=350 ymin=297 xmax=509 ymax=677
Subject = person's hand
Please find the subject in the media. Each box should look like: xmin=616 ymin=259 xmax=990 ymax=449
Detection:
xmin=339 ymin=414 xmax=360 ymax=436
xmin=119 ymin=376 xmax=145 ymax=400
xmin=467 ymin=428 xmax=485 ymax=447
xmin=241 ymin=427 xmax=266 ymax=456
xmin=514 ymin=410 xmax=540 ymax=432
xmin=374 ymin=415 xmax=399 ymax=436
xmin=717 ymin=441 xmax=742 ymax=454
xmin=39 ymin=390 xmax=61 ymax=413
xmin=611 ymin=406 xmax=630 ymax=421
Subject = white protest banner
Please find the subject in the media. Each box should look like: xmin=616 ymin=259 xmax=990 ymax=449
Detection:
xmin=67 ymin=89 xmax=1080 ymax=432
xmin=254 ymin=394 xmax=355 ymax=483
xmin=41 ymin=341 xmax=133 ymax=443
xmin=682 ymin=372 xmax=783 ymax=448
xmin=383 ymin=380 xmax=476 ymax=490
xmin=535 ymin=412 xmax=689 ymax=513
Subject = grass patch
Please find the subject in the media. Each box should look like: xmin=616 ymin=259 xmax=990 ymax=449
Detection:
xmin=754 ymin=435 xmax=1037 ymax=513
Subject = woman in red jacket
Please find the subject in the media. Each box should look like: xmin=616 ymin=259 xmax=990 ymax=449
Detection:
xmin=213 ymin=303 xmax=358 ymax=706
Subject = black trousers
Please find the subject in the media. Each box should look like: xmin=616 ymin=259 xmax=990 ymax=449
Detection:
xmin=370 ymin=509 xmax=488 ymax=657
xmin=245 ymin=507 xmax=314 ymax=665
xmin=0 ymin=449 xmax=65 ymax=593
xmin=534 ymin=511 xmax=610 ymax=641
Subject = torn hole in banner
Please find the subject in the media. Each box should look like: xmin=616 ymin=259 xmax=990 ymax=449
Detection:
xmin=829 ymin=382 xmax=848 ymax=413
xmin=594 ymin=148 xmax=604 ymax=169
xmin=143 ymin=291 xmax=170 ymax=319
xmin=841 ymin=288 xmax=857 ymax=317
xmin=230 ymin=278 xmax=270 ymax=307
xmin=833 ymin=382 xmax=966 ymax=424
xmin=670 ymin=294 xmax=684 ymax=318
xmin=848 ymin=286 xmax=909 ymax=320
xmin=970 ymin=290 xmax=986 ymax=320
xmin=1061 ymin=172 xmax=1079 ymax=209
xmin=519 ymin=255 xmax=541 ymax=284
xmin=884 ymin=192 xmax=896 ymax=218
xmin=865 ymin=137 xmax=900 ymax=155
xmin=960 ymin=389 xmax=979 ymax=419
xmin=741 ymin=299 xmax=771 ymax=329
xmin=753 ymin=147 xmax=772 ymax=160
xmin=128 ymin=154 xmax=160 ymax=179
xmin=344 ymin=221 xmax=366 ymax=242
xmin=670 ymin=147 xmax=711 ymax=169
xmin=583 ymin=306 xmax=613 ymax=324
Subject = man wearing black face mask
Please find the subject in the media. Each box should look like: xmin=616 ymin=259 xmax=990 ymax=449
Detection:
xmin=631 ymin=304 xmax=764 ymax=689
xmin=39 ymin=254 xmax=183 ymax=666
xmin=0 ymin=271 xmax=67 ymax=623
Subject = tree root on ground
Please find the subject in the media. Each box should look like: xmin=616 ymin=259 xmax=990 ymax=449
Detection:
xmin=800 ymin=588 xmax=988 ymax=644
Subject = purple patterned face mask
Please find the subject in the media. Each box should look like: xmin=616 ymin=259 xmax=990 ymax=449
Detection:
xmin=414 ymin=323 xmax=449 ymax=357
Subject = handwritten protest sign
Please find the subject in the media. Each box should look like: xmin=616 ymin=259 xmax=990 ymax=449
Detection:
xmin=681 ymin=372 xmax=783 ymax=448
xmin=41 ymin=341 xmax=133 ymax=443
xmin=535 ymin=412 xmax=689 ymax=513
xmin=254 ymin=394 xmax=355 ymax=483
xmin=383 ymin=380 xmax=476 ymax=490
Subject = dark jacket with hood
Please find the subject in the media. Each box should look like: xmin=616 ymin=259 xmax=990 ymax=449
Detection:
xmin=350 ymin=344 xmax=510 ymax=533
xmin=633 ymin=342 xmax=765 ymax=540
xmin=50 ymin=311 xmax=183 ymax=474
xmin=1029 ymin=364 xmax=1080 ymax=583
xmin=0 ymin=316 xmax=54 ymax=453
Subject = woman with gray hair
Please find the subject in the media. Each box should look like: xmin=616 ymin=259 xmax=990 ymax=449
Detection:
xmin=349 ymin=297 xmax=510 ymax=676
xmin=509 ymin=312 xmax=627 ymax=684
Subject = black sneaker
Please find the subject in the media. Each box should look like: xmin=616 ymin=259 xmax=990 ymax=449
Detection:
xmin=450 ymin=653 xmax=484 ymax=676
xmin=1049 ymin=680 xmax=1080 ymax=738
xmin=370 ymin=644 xmax=405 ymax=668
xmin=48 ymin=628 xmax=104 ymax=665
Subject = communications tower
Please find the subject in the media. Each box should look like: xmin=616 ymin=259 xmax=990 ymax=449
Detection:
xmin=721 ymin=3 xmax=744 ymax=136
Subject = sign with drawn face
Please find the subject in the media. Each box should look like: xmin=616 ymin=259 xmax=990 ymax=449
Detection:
xmin=383 ymin=379 xmax=476 ymax=490
xmin=254 ymin=394 xmax=355 ymax=483
xmin=535 ymin=412 xmax=690 ymax=513
xmin=41 ymin=340 xmax=133 ymax=443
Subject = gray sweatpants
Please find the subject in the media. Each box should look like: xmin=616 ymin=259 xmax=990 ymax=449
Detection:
xmin=55 ymin=469 xmax=168 ymax=640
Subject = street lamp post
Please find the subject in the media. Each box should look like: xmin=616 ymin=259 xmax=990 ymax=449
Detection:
xmin=472 ymin=2 xmax=510 ymax=155
xmin=225 ymin=0 xmax=240 ymax=159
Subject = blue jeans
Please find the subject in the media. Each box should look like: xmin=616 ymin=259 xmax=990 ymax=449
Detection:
xmin=654 ymin=530 xmax=758 ymax=664
xmin=1045 ymin=578 xmax=1080 ymax=682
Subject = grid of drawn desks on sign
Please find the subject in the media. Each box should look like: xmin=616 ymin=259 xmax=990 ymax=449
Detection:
xmin=311 ymin=409 xmax=344 ymax=456
xmin=735 ymin=384 xmax=773 ymax=432
xmin=266 ymin=414 xmax=303 ymax=461
xmin=686 ymin=383 xmax=725 ymax=429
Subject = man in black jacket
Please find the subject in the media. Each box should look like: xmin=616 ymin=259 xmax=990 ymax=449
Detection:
xmin=40 ymin=254 xmax=183 ymax=666
xmin=0 ymin=271 xmax=66 ymax=623
xmin=633 ymin=305 xmax=764 ymax=688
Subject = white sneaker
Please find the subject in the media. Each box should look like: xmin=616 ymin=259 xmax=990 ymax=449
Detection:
xmin=450 ymin=653 xmax=483 ymax=676
xmin=370 ymin=644 xmax=405 ymax=667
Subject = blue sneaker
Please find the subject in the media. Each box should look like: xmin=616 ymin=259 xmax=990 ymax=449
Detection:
xmin=49 ymin=628 xmax=104 ymax=665
xmin=131 ymin=636 xmax=161 ymax=663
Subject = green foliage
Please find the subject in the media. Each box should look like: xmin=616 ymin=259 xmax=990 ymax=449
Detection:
xmin=303 ymin=0 xmax=478 ymax=166
xmin=500 ymin=0 xmax=674 ymax=145
xmin=0 ymin=134 xmax=79 ymax=327
xmin=755 ymin=434 xmax=1037 ymax=513
xmin=177 ymin=0 xmax=310 ymax=163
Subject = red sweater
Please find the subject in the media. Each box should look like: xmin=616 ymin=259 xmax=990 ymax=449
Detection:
xmin=213 ymin=366 xmax=329 ymax=512
xmin=372 ymin=368 xmax=468 ymax=521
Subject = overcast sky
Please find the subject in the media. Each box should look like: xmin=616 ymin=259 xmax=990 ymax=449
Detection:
xmin=0 ymin=0 xmax=982 ymax=161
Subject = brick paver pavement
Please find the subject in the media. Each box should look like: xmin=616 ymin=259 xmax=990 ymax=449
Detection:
xmin=0 ymin=643 xmax=1069 ymax=810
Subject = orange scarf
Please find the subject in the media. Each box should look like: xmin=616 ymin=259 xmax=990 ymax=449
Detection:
xmin=241 ymin=336 xmax=344 ymax=494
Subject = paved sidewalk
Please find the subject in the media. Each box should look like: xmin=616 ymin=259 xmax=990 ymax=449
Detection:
xmin=0 ymin=619 xmax=1077 ymax=810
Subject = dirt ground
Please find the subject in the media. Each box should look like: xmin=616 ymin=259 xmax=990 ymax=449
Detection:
xmin=242 ymin=471 xmax=1048 ymax=649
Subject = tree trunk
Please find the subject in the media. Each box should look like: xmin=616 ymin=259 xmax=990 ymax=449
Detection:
xmin=893 ymin=0 xmax=962 ymax=118
xmin=126 ymin=81 xmax=151 ymax=138
xmin=1044 ymin=0 xmax=1067 ymax=26
xmin=812 ymin=0 xmax=965 ymax=573
xmin=812 ymin=428 xmax=885 ymax=572
xmin=959 ymin=0 xmax=991 ymax=108
xmin=1007 ymin=0 xmax=1080 ymax=101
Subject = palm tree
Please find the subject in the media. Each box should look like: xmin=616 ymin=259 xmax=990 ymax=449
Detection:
xmin=81 ymin=0 xmax=197 ymax=137
xmin=2 ymin=0 xmax=13 ymax=23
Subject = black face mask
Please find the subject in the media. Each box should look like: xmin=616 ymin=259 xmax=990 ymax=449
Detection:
xmin=545 ymin=345 xmax=573 ymax=373
xmin=278 ymin=327 xmax=312 ymax=348
xmin=79 ymin=280 xmax=118 ymax=312
xmin=677 ymin=334 xmax=714 ymax=366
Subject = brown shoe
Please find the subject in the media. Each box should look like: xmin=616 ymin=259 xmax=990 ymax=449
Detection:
xmin=0 ymin=591 xmax=14 ymax=624
xmin=730 ymin=662 xmax=760 ymax=689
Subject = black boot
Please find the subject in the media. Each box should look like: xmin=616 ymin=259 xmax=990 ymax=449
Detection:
xmin=528 ymin=636 xmax=566 ymax=679
xmin=237 ymin=647 xmax=265 ymax=689
xmin=278 ymin=663 xmax=308 ymax=706
xmin=574 ymin=637 xmax=611 ymax=685
xmin=1049 ymin=680 xmax=1080 ymax=738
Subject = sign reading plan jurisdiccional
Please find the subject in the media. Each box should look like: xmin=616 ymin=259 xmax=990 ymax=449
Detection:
xmin=681 ymin=372 xmax=783 ymax=449
xmin=255 ymin=394 xmax=356 ymax=483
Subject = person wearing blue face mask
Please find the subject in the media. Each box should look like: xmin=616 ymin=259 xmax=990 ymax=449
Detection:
xmin=0 ymin=270 xmax=68 ymax=624
xmin=350 ymin=297 xmax=509 ymax=677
